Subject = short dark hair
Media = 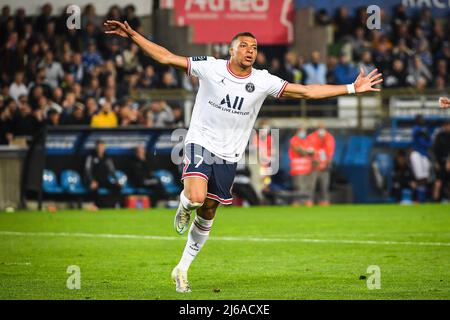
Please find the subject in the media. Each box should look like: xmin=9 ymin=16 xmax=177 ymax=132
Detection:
xmin=230 ymin=32 xmax=256 ymax=47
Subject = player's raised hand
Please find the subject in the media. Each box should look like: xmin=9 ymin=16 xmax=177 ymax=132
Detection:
xmin=354 ymin=67 xmax=383 ymax=93
xmin=104 ymin=20 xmax=135 ymax=38
xmin=439 ymin=97 xmax=450 ymax=109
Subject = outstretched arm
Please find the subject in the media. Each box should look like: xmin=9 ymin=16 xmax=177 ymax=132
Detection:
xmin=281 ymin=68 xmax=383 ymax=99
xmin=439 ymin=97 xmax=450 ymax=109
xmin=104 ymin=20 xmax=187 ymax=70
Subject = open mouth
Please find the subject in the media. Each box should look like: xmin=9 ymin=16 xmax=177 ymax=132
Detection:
xmin=245 ymin=56 xmax=253 ymax=62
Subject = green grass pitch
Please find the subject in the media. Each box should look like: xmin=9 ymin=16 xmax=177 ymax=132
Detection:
xmin=0 ymin=204 xmax=449 ymax=300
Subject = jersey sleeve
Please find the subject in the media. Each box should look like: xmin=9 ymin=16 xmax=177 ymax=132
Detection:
xmin=264 ymin=71 xmax=289 ymax=99
xmin=186 ymin=56 xmax=216 ymax=78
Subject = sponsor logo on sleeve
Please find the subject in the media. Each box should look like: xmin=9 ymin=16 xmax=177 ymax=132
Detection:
xmin=192 ymin=56 xmax=207 ymax=61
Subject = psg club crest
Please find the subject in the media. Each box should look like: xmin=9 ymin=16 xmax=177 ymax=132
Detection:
xmin=245 ymin=82 xmax=255 ymax=93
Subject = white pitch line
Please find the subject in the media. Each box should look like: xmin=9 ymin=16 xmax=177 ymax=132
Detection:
xmin=1 ymin=231 xmax=450 ymax=247
xmin=1 ymin=262 xmax=31 ymax=266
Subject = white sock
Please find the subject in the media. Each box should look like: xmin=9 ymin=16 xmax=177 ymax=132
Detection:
xmin=177 ymin=215 xmax=213 ymax=271
xmin=180 ymin=191 xmax=203 ymax=211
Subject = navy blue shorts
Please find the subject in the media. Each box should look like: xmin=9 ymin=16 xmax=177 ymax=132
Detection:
xmin=181 ymin=143 xmax=237 ymax=205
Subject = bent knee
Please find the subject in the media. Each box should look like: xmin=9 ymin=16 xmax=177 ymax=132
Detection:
xmin=184 ymin=191 xmax=206 ymax=205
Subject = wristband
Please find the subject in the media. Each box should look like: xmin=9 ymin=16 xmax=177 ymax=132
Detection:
xmin=346 ymin=83 xmax=356 ymax=94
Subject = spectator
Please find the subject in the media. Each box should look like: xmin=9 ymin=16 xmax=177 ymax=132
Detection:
xmin=84 ymin=77 xmax=102 ymax=100
xmin=269 ymin=58 xmax=284 ymax=78
xmin=63 ymin=103 xmax=88 ymax=125
xmin=38 ymin=51 xmax=64 ymax=89
xmin=414 ymin=8 xmax=434 ymax=38
xmin=315 ymin=8 xmax=332 ymax=26
xmin=334 ymin=54 xmax=359 ymax=85
xmin=98 ymin=87 xmax=117 ymax=106
xmin=150 ymin=100 xmax=174 ymax=127
xmin=123 ymin=43 xmax=141 ymax=75
xmin=171 ymin=105 xmax=184 ymax=127
xmin=9 ymin=71 xmax=28 ymax=101
xmin=334 ymin=6 xmax=354 ymax=41
xmin=82 ymin=40 xmax=103 ymax=72
xmin=43 ymin=21 xmax=57 ymax=51
xmin=159 ymin=70 xmax=178 ymax=89
xmin=372 ymin=42 xmax=393 ymax=73
xmin=123 ymin=5 xmax=141 ymax=30
xmin=27 ymin=68 xmax=52 ymax=99
xmin=108 ymin=39 xmax=125 ymax=79
xmin=12 ymin=99 xmax=44 ymax=137
xmin=409 ymin=55 xmax=432 ymax=86
xmin=128 ymin=145 xmax=164 ymax=206
xmin=435 ymin=76 xmax=446 ymax=92
xmin=254 ymin=51 xmax=269 ymax=70
xmin=232 ymin=163 xmax=260 ymax=206
xmin=106 ymin=5 xmax=122 ymax=21
xmin=82 ymin=21 xmax=100 ymax=49
xmin=71 ymin=53 xmax=84 ymax=83
xmin=45 ymin=108 xmax=60 ymax=126
xmin=289 ymin=126 xmax=315 ymax=206
xmin=392 ymin=38 xmax=413 ymax=68
xmin=60 ymin=72 xmax=76 ymax=92
xmin=0 ymin=97 xmax=14 ymax=144
xmin=117 ymin=100 xmax=138 ymax=126
xmin=139 ymin=65 xmax=158 ymax=89
xmin=84 ymin=139 xmax=122 ymax=208
xmin=308 ymin=124 xmax=336 ymax=206
xmin=34 ymin=3 xmax=54 ymax=34
xmin=303 ymin=51 xmax=326 ymax=85
xmin=84 ymin=97 xmax=98 ymax=122
xmin=410 ymin=115 xmax=432 ymax=202
xmin=385 ymin=59 xmax=409 ymax=88
xmin=138 ymin=107 xmax=154 ymax=127
xmin=391 ymin=150 xmax=416 ymax=202
xmin=432 ymin=121 xmax=450 ymax=201
xmin=90 ymin=101 xmax=117 ymax=128
xmin=60 ymin=91 xmax=77 ymax=120
xmin=82 ymin=4 xmax=102 ymax=29
xmin=360 ymin=51 xmax=376 ymax=74
xmin=350 ymin=27 xmax=371 ymax=60
xmin=415 ymin=76 xmax=427 ymax=93
xmin=283 ymin=50 xmax=303 ymax=84
xmin=326 ymin=55 xmax=338 ymax=84
xmin=1 ymin=32 xmax=26 ymax=79
xmin=435 ymin=59 xmax=448 ymax=86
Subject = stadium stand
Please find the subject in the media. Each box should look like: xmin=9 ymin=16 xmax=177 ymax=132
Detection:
xmin=0 ymin=2 xmax=449 ymax=208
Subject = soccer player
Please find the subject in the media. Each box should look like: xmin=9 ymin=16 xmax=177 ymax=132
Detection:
xmin=104 ymin=20 xmax=384 ymax=293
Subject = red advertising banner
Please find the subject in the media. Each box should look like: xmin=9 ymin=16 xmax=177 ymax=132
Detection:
xmin=172 ymin=0 xmax=294 ymax=45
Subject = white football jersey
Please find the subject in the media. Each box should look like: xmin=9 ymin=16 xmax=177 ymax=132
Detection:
xmin=185 ymin=56 xmax=288 ymax=162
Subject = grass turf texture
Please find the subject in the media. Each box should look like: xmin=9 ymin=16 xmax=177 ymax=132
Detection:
xmin=0 ymin=204 xmax=449 ymax=300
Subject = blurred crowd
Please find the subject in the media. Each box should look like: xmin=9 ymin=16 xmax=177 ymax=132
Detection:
xmin=251 ymin=4 xmax=450 ymax=92
xmin=1 ymin=3 xmax=450 ymax=145
xmin=0 ymin=3 xmax=187 ymax=145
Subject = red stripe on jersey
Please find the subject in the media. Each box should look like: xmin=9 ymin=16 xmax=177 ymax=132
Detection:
xmin=186 ymin=57 xmax=191 ymax=76
xmin=182 ymin=172 xmax=209 ymax=181
xmin=226 ymin=60 xmax=252 ymax=79
xmin=277 ymin=81 xmax=288 ymax=98
xmin=206 ymin=192 xmax=233 ymax=204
